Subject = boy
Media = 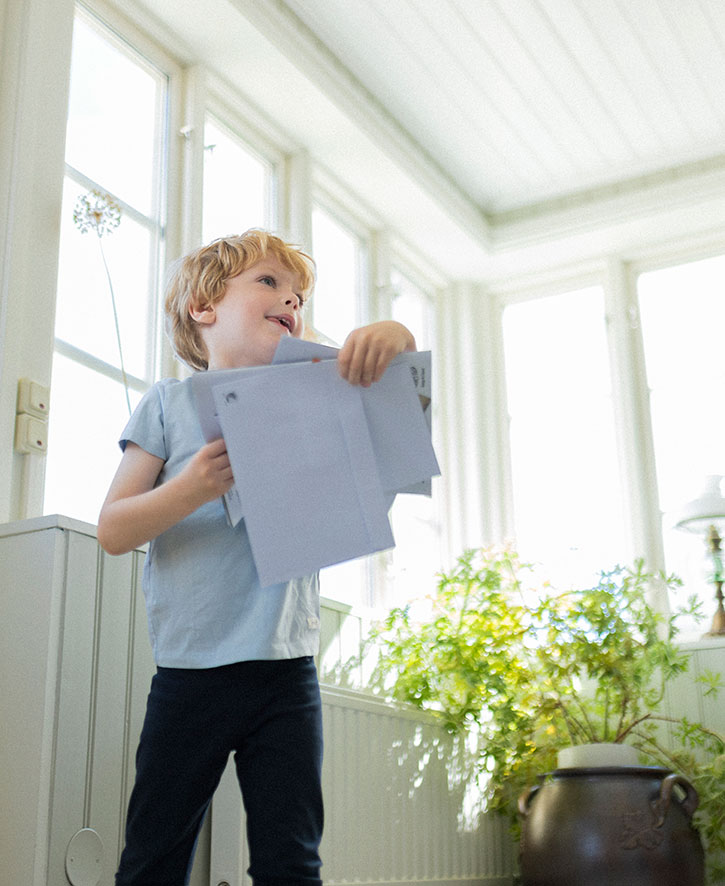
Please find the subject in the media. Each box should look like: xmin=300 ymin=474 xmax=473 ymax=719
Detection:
xmin=98 ymin=229 xmax=416 ymax=886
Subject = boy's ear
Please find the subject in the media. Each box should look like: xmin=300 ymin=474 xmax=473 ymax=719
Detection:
xmin=189 ymin=302 xmax=216 ymax=325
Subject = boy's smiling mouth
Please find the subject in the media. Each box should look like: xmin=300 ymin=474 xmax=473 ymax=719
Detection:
xmin=268 ymin=313 xmax=295 ymax=334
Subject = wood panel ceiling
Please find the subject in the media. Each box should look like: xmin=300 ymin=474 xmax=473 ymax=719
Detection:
xmin=283 ymin=0 xmax=725 ymax=215
xmin=124 ymin=0 xmax=725 ymax=275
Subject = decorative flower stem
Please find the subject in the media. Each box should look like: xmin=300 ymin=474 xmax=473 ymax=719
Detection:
xmin=97 ymin=232 xmax=131 ymax=415
xmin=72 ymin=189 xmax=131 ymax=416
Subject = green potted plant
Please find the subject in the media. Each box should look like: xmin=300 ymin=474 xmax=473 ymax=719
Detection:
xmin=366 ymin=547 xmax=725 ymax=884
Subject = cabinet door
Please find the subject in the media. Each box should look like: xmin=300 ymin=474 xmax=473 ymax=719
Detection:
xmin=47 ymin=532 xmax=153 ymax=885
xmin=1 ymin=526 xmax=65 ymax=884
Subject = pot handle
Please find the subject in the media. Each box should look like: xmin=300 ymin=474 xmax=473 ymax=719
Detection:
xmin=518 ymin=784 xmax=540 ymax=818
xmin=652 ymin=773 xmax=700 ymax=827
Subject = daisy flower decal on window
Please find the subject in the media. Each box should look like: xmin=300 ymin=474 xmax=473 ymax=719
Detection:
xmin=73 ymin=189 xmax=121 ymax=237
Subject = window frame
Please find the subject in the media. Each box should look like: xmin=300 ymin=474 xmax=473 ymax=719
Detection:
xmin=71 ymin=0 xmax=185 ymax=383
xmin=387 ymin=258 xmax=444 ymax=607
xmin=483 ymin=241 xmax=725 ymax=626
xmin=203 ymin=86 xmax=288 ymax=236
xmin=309 ymin=180 xmax=449 ymax=611
xmin=307 ymin=188 xmax=376 ymax=607
xmin=500 ymin=280 xmax=631 ymax=585
xmin=310 ymin=185 xmax=374 ymax=333
xmin=42 ymin=3 xmax=182 ymax=523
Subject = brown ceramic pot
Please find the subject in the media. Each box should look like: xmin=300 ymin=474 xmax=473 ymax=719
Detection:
xmin=518 ymin=766 xmax=704 ymax=886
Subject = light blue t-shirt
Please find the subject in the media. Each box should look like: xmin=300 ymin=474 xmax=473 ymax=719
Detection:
xmin=120 ymin=377 xmax=321 ymax=669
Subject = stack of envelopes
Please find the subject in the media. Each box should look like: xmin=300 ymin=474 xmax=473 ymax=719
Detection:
xmin=192 ymin=337 xmax=440 ymax=587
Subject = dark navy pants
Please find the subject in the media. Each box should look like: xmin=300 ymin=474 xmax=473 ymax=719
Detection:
xmin=116 ymin=656 xmax=324 ymax=886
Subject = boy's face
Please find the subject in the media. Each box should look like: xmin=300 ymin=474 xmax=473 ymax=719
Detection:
xmin=191 ymin=256 xmax=306 ymax=369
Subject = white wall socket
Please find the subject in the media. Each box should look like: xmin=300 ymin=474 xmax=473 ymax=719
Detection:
xmin=15 ymin=414 xmax=48 ymax=454
xmin=17 ymin=377 xmax=50 ymax=419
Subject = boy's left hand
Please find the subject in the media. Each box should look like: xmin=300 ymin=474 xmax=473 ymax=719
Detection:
xmin=337 ymin=320 xmax=416 ymax=387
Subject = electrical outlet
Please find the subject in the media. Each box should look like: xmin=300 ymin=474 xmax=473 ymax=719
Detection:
xmin=14 ymin=413 xmax=48 ymax=454
xmin=17 ymin=378 xmax=50 ymax=419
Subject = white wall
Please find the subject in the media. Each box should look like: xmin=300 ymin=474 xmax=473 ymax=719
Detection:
xmin=0 ymin=0 xmax=74 ymax=523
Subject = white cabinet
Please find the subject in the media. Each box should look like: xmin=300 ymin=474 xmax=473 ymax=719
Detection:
xmin=0 ymin=516 xmax=153 ymax=886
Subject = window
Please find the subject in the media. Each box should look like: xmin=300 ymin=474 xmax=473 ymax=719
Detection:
xmin=310 ymin=207 xmax=360 ymax=346
xmin=502 ymin=286 xmax=628 ymax=588
xmin=311 ymin=207 xmax=370 ymax=605
xmin=388 ymin=267 xmax=441 ymax=606
xmin=391 ymin=267 xmax=432 ymax=350
xmin=203 ymin=115 xmax=274 ymax=242
xmin=638 ymin=254 xmax=725 ymax=637
xmin=43 ymin=11 xmax=167 ymax=524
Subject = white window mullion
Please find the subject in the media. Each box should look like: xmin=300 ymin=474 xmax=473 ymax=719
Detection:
xmin=179 ymin=64 xmax=207 ymax=254
xmin=53 ymin=338 xmax=147 ymax=393
xmin=283 ymin=149 xmax=313 ymax=254
xmin=604 ymin=257 xmax=665 ymax=576
xmin=158 ymin=59 xmax=184 ymax=380
xmin=64 ymin=164 xmax=160 ymax=233
xmin=475 ymin=289 xmax=513 ymax=547
xmin=447 ymin=282 xmax=489 ymax=551
xmin=434 ymin=283 xmax=469 ymax=560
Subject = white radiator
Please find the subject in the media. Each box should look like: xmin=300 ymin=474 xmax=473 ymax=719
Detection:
xmin=320 ymin=687 xmax=514 ymax=884
xmin=1 ymin=516 xmax=515 ymax=885
xmin=208 ymin=685 xmax=515 ymax=886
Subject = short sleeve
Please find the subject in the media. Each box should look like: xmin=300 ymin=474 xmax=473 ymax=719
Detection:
xmin=119 ymin=381 xmax=173 ymax=460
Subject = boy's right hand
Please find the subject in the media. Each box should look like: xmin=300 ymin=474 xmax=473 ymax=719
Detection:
xmin=180 ymin=437 xmax=235 ymax=506
xmin=98 ymin=438 xmax=234 ymax=556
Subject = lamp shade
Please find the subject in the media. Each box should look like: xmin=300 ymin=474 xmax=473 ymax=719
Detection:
xmin=674 ymin=475 xmax=725 ymax=534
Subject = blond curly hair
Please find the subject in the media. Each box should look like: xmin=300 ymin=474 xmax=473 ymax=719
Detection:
xmin=165 ymin=229 xmax=316 ymax=371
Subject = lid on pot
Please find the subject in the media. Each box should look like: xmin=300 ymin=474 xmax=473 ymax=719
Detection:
xmin=557 ymin=743 xmax=639 ymax=768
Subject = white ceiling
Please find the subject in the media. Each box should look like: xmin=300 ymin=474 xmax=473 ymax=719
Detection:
xmin=284 ymin=0 xmax=725 ymax=214
xmin=122 ymin=0 xmax=725 ymax=278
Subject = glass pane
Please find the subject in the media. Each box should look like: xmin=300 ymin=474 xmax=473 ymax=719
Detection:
xmin=43 ymin=355 xmax=143 ymax=525
xmin=639 ymin=255 xmax=725 ymax=509
xmin=55 ymin=177 xmax=155 ymax=380
xmin=311 ymin=209 xmax=358 ymax=346
xmin=389 ymin=492 xmax=441 ymax=605
xmin=320 ymin=559 xmax=369 ymax=608
xmin=45 ymin=11 xmax=165 ymax=524
xmin=392 ymin=268 xmax=431 ymax=350
xmin=639 ymin=254 xmax=725 ymax=636
xmin=65 ymin=15 xmax=162 ymax=215
xmin=503 ymin=287 xmax=627 ymax=588
xmin=203 ymin=118 xmax=270 ymax=242
xmin=389 ymin=269 xmax=440 ymax=603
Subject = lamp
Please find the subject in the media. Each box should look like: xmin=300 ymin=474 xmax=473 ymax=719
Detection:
xmin=674 ymin=474 xmax=725 ymax=637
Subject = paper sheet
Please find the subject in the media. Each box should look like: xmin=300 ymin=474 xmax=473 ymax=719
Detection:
xmin=212 ymin=361 xmax=395 ymax=586
xmin=273 ymin=337 xmax=437 ymax=495
xmin=192 ymin=338 xmax=440 ymax=584
xmin=190 ymin=366 xmax=271 ymax=527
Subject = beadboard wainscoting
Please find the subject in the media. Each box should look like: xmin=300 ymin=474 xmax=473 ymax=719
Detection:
xmin=0 ymin=516 xmax=515 ymax=886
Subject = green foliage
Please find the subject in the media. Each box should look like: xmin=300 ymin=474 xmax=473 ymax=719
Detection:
xmin=367 ymin=547 xmax=725 ymax=883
